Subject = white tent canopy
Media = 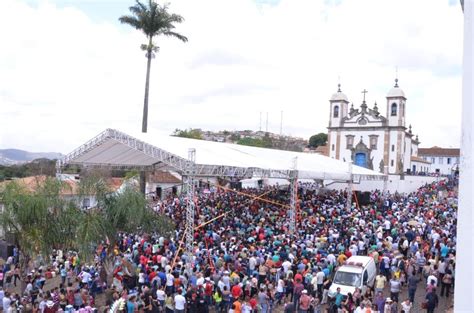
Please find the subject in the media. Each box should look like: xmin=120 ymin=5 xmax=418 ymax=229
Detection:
xmin=59 ymin=129 xmax=385 ymax=181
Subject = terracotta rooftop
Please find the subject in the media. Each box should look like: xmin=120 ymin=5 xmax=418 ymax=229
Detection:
xmin=148 ymin=171 xmax=181 ymax=184
xmin=314 ymin=145 xmax=329 ymax=156
xmin=0 ymin=175 xmax=124 ymax=195
xmin=418 ymin=146 xmax=460 ymax=157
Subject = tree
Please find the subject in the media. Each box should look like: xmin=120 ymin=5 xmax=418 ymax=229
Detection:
xmin=172 ymin=128 xmax=203 ymax=140
xmin=0 ymin=177 xmax=80 ymax=288
xmin=308 ymin=133 xmax=328 ymax=148
xmin=119 ymin=1 xmax=187 ymax=133
xmin=75 ymin=176 xmax=174 ymax=282
xmin=0 ymin=175 xmax=174 ymax=288
xmin=237 ymin=137 xmax=272 ymax=148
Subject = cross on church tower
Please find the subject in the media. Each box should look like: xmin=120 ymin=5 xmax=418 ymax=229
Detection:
xmin=361 ymin=89 xmax=368 ymax=103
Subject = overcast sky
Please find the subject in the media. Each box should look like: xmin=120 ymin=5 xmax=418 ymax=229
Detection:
xmin=0 ymin=0 xmax=463 ymax=154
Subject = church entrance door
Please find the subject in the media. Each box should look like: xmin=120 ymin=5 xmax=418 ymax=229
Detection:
xmin=355 ymin=152 xmax=367 ymax=168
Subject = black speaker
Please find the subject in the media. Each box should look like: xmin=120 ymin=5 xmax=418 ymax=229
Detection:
xmin=230 ymin=182 xmax=242 ymax=190
xmin=360 ymin=192 xmax=371 ymax=205
xmin=354 ymin=191 xmax=371 ymax=206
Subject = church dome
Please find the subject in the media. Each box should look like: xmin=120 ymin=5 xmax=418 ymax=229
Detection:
xmin=386 ymin=79 xmax=406 ymax=98
xmin=330 ymin=84 xmax=349 ymax=102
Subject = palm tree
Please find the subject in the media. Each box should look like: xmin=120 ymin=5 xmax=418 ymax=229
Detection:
xmin=119 ymin=0 xmax=188 ymax=133
xmin=0 ymin=177 xmax=80 ymax=290
xmin=75 ymin=175 xmax=174 ymax=283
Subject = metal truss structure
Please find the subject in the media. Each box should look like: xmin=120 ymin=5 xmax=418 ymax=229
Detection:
xmin=184 ymin=149 xmax=196 ymax=266
xmin=58 ymin=128 xmax=388 ymax=183
xmin=58 ymin=129 xmax=294 ymax=179
xmin=289 ymin=157 xmax=298 ymax=235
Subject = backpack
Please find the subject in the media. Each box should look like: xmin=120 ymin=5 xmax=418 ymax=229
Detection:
xmin=398 ymin=260 xmax=405 ymax=271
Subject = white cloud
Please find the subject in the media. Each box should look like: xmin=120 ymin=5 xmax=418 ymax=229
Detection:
xmin=0 ymin=0 xmax=463 ymax=153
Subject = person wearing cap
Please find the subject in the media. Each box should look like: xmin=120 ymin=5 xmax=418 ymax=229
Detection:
xmin=298 ymin=289 xmax=312 ymax=313
xmin=383 ymin=298 xmax=393 ymax=313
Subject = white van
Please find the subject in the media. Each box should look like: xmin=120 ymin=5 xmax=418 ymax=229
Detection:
xmin=328 ymin=256 xmax=376 ymax=298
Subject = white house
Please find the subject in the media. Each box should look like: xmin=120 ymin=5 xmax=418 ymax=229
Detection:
xmin=418 ymin=147 xmax=460 ymax=175
xmin=327 ymin=79 xmax=421 ymax=174
xmin=145 ymin=171 xmax=182 ymax=199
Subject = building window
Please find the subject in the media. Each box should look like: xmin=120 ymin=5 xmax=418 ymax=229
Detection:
xmin=369 ymin=135 xmax=378 ymax=150
xmin=391 ymin=160 xmax=394 ymax=167
xmin=391 ymin=145 xmax=395 ymax=152
xmin=391 ymin=103 xmax=397 ymax=116
xmin=447 ymin=157 xmax=451 ymax=164
xmin=431 ymin=157 xmax=435 ymax=164
xmin=439 ymin=157 xmax=443 ymax=164
xmin=332 ymin=144 xmax=335 ymax=151
xmin=333 ymin=105 xmax=339 ymax=118
xmin=456 ymin=157 xmax=460 ymax=164
xmin=346 ymin=135 xmax=354 ymax=149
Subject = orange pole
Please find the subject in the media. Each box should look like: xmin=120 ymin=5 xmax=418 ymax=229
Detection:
xmin=171 ymin=229 xmax=187 ymax=269
xmin=195 ymin=212 xmax=228 ymax=230
xmin=353 ymin=190 xmax=360 ymax=210
xmin=210 ymin=182 xmax=290 ymax=208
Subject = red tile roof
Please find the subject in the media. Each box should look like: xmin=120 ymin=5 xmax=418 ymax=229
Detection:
xmin=314 ymin=145 xmax=329 ymax=156
xmin=0 ymin=175 xmax=124 ymax=195
xmin=418 ymin=146 xmax=460 ymax=157
xmin=148 ymin=171 xmax=181 ymax=184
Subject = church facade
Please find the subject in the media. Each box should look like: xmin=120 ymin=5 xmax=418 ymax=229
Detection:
xmin=327 ymin=79 xmax=423 ymax=175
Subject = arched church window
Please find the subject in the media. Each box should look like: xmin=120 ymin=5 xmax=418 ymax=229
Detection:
xmin=333 ymin=105 xmax=339 ymax=118
xmin=391 ymin=103 xmax=397 ymax=116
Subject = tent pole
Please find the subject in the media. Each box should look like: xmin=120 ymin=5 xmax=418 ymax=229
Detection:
xmin=346 ymin=162 xmax=353 ymax=210
xmin=289 ymin=157 xmax=298 ymax=235
xmin=184 ymin=148 xmax=196 ymax=270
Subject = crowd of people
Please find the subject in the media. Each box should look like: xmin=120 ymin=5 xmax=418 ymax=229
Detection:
xmin=0 ymin=178 xmax=458 ymax=313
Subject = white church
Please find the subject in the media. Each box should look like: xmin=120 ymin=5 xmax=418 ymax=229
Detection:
xmin=327 ymin=79 xmax=430 ymax=175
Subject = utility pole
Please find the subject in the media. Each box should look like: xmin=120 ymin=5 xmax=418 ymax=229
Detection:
xmin=266 ymin=112 xmax=269 ymax=132
xmin=280 ymin=110 xmax=283 ymax=136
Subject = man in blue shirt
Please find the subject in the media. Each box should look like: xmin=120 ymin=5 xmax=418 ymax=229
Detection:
xmin=334 ymin=287 xmax=344 ymax=308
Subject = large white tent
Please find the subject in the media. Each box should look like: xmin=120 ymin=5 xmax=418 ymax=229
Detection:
xmin=59 ymin=128 xmax=384 ymax=181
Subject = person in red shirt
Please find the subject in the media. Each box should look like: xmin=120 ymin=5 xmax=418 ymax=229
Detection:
xmin=204 ymin=278 xmax=214 ymax=305
xmin=231 ymin=283 xmax=242 ymax=301
xmin=249 ymin=297 xmax=257 ymax=311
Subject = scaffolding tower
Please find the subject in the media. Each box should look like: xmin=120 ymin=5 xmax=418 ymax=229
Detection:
xmin=184 ymin=148 xmax=196 ymax=266
xmin=289 ymin=157 xmax=298 ymax=235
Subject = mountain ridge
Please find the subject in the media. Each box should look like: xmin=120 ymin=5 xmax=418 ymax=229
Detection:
xmin=0 ymin=149 xmax=63 ymax=165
